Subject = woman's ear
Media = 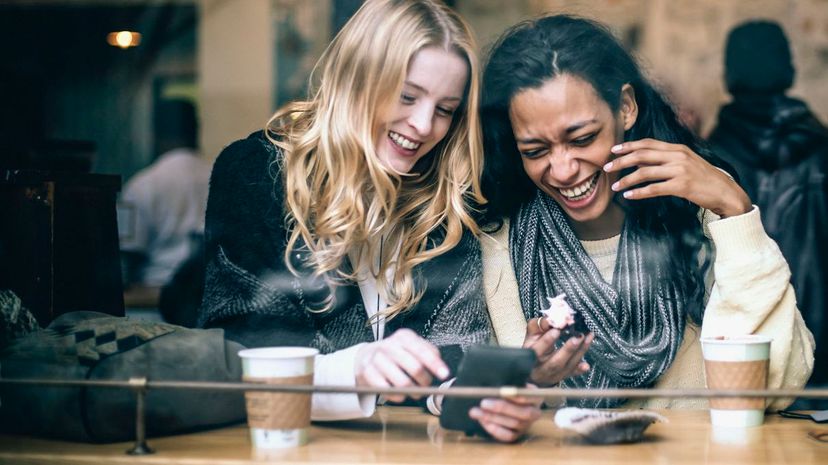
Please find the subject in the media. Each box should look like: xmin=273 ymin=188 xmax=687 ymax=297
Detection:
xmin=620 ymin=83 xmax=638 ymax=131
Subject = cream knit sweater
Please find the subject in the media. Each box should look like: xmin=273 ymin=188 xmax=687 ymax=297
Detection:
xmin=481 ymin=207 xmax=815 ymax=410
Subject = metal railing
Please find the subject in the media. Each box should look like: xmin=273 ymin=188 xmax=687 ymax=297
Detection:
xmin=2 ymin=377 xmax=827 ymax=455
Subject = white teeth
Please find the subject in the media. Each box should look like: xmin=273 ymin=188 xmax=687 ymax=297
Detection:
xmin=389 ymin=131 xmax=421 ymax=150
xmin=559 ymin=172 xmax=599 ymax=200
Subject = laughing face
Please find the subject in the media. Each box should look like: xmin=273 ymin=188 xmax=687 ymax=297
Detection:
xmin=375 ymin=46 xmax=469 ymax=174
xmin=509 ymin=74 xmax=637 ymax=240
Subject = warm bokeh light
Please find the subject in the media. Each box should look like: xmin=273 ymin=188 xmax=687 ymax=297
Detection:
xmin=106 ymin=31 xmax=141 ymax=49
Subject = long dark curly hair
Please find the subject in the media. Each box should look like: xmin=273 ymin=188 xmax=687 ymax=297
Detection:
xmin=480 ymin=15 xmax=732 ymax=323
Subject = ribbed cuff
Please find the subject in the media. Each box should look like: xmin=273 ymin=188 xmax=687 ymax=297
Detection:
xmin=707 ymin=206 xmax=767 ymax=262
xmin=311 ymin=343 xmax=377 ymax=421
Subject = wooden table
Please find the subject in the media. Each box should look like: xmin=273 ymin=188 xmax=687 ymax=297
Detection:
xmin=0 ymin=408 xmax=825 ymax=464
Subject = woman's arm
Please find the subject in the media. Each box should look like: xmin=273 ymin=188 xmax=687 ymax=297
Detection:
xmin=198 ymin=135 xmax=379 ymax=420
xmin=198 ymin=134 xmax=313 ymax=339
xmin=701 ymin=207 xmax=815 ymax=410
xmin=604 ymin=139 xmax=814 ymax=408
xmin=199 ymin=134 xmax=454 ymax=420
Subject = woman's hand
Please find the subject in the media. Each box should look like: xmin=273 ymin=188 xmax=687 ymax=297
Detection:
xmin=469 ymin=385 xmax=543 ymax=443
xmin=604 ymin=139 xmax=752 ymax=218
xmin=524 ymin=317 xmax=592 ymax=386
xmin=354 ymin=329 xmax=450 ymax=402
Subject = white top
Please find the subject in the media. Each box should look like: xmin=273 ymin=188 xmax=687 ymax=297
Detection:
xmin=119 ymin=148 xmax=212 ymax=286
xmin=309 ymin=236 xmax=397 ymax=421
xmin=350 ymin=237 xmax=391 ymax=341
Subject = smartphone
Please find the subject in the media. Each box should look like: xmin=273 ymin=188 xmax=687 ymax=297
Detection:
xmin=439 ymin=345 xmax=536 ymax=436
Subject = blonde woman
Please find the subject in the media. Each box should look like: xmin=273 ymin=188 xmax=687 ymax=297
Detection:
xmin=198 ymin=0 xmax=539 ymax=442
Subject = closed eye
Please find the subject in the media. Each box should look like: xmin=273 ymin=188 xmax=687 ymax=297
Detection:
xmin=571 ymin=132 xmax=597 ymax=147
xmin=519 ymin=147 xmax=547 ymax=159
xmin=436 ymin=106 xmax=456 ymax=117
xmin=401 ymin=93 xmax=416 ymax=104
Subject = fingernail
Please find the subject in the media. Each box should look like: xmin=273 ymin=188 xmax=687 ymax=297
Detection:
xmin=611 ymin=181 xmax=620 ymax=191
xmin=469 ymin=407 xmax=482 ymax=419
xmin=623 ymin=191 xmax=632 ymax=199
xmin=437 ymin=366 xmax=450 ymax=380
xmin=603 ymin=162 xmax=613 ymax=171
xmin=480 ymin=399 xmax=495 ymax=409
xmin=570 ymin=338 xmax=581 ymax=346
xmin=611 ymin=144 xmax=623 ymax=153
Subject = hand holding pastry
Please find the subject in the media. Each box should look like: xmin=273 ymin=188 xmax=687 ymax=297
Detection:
xmin=523 ymin=294 xmax=592 ymax=386
xmin=524 ymin=318 xmax=592 ymax=386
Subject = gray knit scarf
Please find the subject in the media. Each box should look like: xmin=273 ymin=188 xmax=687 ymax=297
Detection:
xmin=510 ymin=191 xmax=686 ymax=408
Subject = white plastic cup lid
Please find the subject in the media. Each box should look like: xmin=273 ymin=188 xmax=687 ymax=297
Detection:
xmin=700 ymin=335 xmax=773 ymax=345
xmin=238 ymin=347 xmax=319 ymax=360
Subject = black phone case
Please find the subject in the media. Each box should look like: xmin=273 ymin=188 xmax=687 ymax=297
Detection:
xmin=439 ymin=345 xmax=536 ymax=436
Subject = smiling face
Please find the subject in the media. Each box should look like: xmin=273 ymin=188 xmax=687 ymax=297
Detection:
xmin=509 ymin=74 xmax=637 ymax=239
xmin=375 ymin=46 xmax=469 ymax=174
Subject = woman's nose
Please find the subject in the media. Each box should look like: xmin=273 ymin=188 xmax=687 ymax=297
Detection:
xmin=546 ymin=149 xmax=579 ymax=185
xmin=407 ymin=104 xmax=433 ymax=137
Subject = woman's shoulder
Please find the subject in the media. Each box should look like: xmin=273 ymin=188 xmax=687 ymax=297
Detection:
xmin=211 ymin=131 xmax=286 ymax=195
xmin=213 ymin=130 xmax=284 ymax=180
xmin=208 ymin=131 xmax=287 ymax=213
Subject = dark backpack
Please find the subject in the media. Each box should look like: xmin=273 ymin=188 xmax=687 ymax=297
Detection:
xmin=0 ymin=311 xmax=246 ymax=442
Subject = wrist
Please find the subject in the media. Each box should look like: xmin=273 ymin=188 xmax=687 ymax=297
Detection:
xmin=353 ymin=343 xmax=375 ymax=387
xmin=716 ymin=190 xmax=751 ymax=219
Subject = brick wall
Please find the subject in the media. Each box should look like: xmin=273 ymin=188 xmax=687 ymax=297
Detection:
xmin=458 ymin=0 xmax=828 ymax=135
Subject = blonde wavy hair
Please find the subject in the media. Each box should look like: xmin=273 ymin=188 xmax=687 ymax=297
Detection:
xmin=266 ymin=0 xmax=484 ymax=320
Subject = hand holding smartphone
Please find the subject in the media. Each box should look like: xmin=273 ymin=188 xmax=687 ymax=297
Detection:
xmin=439 ymin=346 xmax=537 ymax=436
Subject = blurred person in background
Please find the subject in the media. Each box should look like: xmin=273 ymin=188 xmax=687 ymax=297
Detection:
xmin=119 ymin=99 xmax=211 ymax=323
xmin=708 ymin=20 xmax=828 ymax=403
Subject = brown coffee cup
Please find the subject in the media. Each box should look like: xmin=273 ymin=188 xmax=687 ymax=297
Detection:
xmin=701 ymin=335 xmax=772 ymax=428
xmin=239 ymin=347 xmax=318 ymax=448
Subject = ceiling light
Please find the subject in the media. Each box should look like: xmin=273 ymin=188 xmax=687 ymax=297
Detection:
xmin=107 ymin=31 xmax=141 ymax=49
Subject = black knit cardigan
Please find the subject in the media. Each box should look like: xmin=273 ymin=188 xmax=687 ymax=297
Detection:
xmin=197 ymin=132 xmax=491 ymax=371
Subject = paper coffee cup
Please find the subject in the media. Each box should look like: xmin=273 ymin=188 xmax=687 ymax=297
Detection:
xmin=700 ymin=335 xmax=772 ymax=428
xmin=239 ymin=347 xmax=318 ymax=448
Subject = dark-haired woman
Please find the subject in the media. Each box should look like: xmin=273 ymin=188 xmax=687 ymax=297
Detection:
xmin=479 ymin=14 xmax=814 ymax=409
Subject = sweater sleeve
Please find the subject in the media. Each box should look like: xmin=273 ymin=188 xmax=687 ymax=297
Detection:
xmin=701 ymin=206 xmax=815 ymax=410
xmin=197 ymin=134 xmax=374 ymax=420
xmin=312 ymin=344 xmax=377 ymax=420
xmin=198 ymin=134 xmax=313 ymax=337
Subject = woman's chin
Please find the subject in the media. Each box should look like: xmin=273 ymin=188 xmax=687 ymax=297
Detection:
xmin=378 ymin=152 xmax=417 ymax=174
